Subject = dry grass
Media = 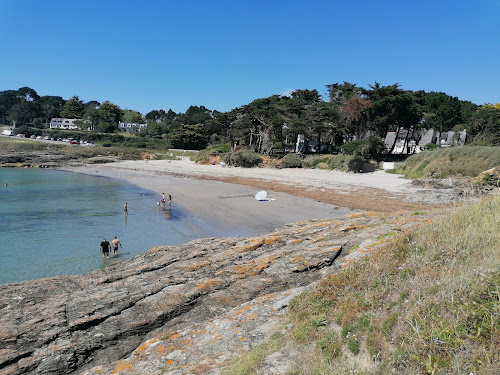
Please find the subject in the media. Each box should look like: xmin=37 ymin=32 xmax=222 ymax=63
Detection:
xmin=229 ymin=195 xmax=500 ymax=374
xmin=395 ymin=146 xmax=500 ymax=179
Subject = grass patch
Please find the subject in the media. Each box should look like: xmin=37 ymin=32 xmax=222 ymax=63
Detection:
xmin=222 ymin=332 xmax=283 ymax=375
xmin=274 ymin=195 xmax=500 ymax=374
xmin=393 ymin=146 xmax=500 ymax=179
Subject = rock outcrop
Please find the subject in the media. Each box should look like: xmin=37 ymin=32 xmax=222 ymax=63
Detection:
xmin=0 ymin=151 xmax=71 ymax=166
xmin=0 ymin=211 xmax=433 ymax=375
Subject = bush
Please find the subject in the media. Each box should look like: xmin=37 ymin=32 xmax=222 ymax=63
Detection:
xmin=347 ymin=156 xmax=366 ymax=172
xmin=223 ymin=149 xmax=262 ymax=168
xmin=328 ymin=155 xmax=354 ymax=171
xmin=192 ymin=150 xmax=216 ymax=163
xmin=425 ymin=143 xmax=437 ymax=150
xmin=280 ymin=153 xmax=303 ymax=168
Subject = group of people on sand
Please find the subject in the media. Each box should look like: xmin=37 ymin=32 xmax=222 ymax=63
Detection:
xmin=99 ymin=236 xmax=122 ymax=259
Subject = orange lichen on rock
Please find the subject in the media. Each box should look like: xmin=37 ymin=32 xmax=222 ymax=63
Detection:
xmin=233 ymin=255 xmax=278 ymax=276
xmin=196 ymin=279 xmax=223 ymax=292
xmin=135 ymin=338 xmax=158 ymax=354
xmin=234 ymin=304 xmax=252 ymax=315
xmin=264 ymin=235 xmax=281 ymax=245
xmin=210 ymin=334 xmax=222 ymax=344
xmin=111 ymin=360 xmax=134 ymax=374
xmin=181 ymin=261 xmax=211 ymax=271
xmin=341 ymin=224 xmax=365 ymax=232
xmin=167 ymin=332 xmax=181 ymax=340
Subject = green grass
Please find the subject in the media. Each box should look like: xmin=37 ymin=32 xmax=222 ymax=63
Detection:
xmin=394 ymin=146 xmax=500 ymax=179
xmin=222 ymin=332 xmax=283 ymax=375
xmin=227 ymin=195 xmax=500 ymax=374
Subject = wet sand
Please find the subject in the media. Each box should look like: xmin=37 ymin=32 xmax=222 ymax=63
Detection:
xmin=62 ymin=161 xmax=354 ymax=237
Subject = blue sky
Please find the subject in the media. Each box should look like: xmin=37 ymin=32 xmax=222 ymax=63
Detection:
xmin=1 ymin=0 xmax=499 ymax=115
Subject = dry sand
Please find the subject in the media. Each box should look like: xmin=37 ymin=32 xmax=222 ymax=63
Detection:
xmin=63 ymin=158 xmax=440 ymax=237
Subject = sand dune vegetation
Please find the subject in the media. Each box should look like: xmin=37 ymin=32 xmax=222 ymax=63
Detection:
xmin=226 ymin=195 xmax=499 ymax=375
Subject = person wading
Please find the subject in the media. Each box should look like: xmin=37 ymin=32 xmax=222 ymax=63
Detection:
xmin=111 ymin=236 xmax=122 ymax=256
xmin=100 ymin=238 xmax=110 ymax=258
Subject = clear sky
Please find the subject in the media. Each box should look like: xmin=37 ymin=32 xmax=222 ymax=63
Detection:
xmin=1 ymin=0 xmax=499 ymax=115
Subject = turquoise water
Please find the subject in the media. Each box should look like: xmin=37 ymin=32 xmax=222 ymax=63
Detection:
xmin=0 ymin=168 xmax=213 ymax=284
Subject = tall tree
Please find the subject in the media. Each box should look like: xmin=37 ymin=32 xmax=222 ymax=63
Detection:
xmin=176 ymin=106 xmax=212 ymax=125
xmin=123 ymin=110 xmax=144 ymax=123
xmin=60 ymin=96 xmax=84 ymax=118
xmin=16 ymin=87 xmax=40 ymax=102
xmin=169 ymin=123 xmax=209 ymax=150
xmin=96 ymin=101 xmax=123 ymax=132
xmin=82 ymin=101 xmax=101 ymax=130
xmin=303 ymin=101 xmax=340 ymax=153
xmin=38 ymin=96 xmax=65 ymax=123
xmin=0 ymin=90 xmax=20 ymax=124
xmin=467 ymin=104 xmax=500 ymax=145
xmin=7 ymin=100 xmax=42 ymax=126
xmin=365 ymin=83 xmax=422 ymax=153
xmin=326 ymin=82 xmax=363 ymax=106
xmin=340 ymin=95 xmax=372 ymax=141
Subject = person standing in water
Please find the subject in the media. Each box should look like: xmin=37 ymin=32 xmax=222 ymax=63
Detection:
xmin=124 ymin=202 xmax=128 ymax=214
xmin=100 ymin=238 xmax=110 ymax=258
xmin=168 ymin=194 xmax=172 ymax=207
xmin=111 ymin=236 xmax=122 ymax=256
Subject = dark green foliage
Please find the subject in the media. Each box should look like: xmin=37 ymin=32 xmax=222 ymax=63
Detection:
xmin=467 ymin=105 xmax=500 ymax=145
xmin=169 ymin=123 xmax=209 ymax=150
xmin=340 ymin=140 xmax=366 ymax=155
xmin=1 ymin=84 xmax=498 ymax=158
xmin=60 ymin=96 xmax=84 ymax=119
xmin=223 ymin=149 xmax=262 ymax=168
xmin=362 ymin=135 xmax=387 ymax=157
xmin=280 ymin=153 xmax=303 ymax=168
xmin=425 ymin=142 xmax=437 ymax=150
xmin=347 ymin=156 xmax=365 ymax=172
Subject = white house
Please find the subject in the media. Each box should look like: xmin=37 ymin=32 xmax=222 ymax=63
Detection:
xmin=118 ymin=122 xmax=148 ymax=133
xmin=384 ymin=128 xmax=467 ymax=154
xmin=49 ymin=118 xmax=85 ymax=130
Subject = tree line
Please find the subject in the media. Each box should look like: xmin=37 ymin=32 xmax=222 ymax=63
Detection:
xmin=1 ymin=84 xmax=498 ymax=153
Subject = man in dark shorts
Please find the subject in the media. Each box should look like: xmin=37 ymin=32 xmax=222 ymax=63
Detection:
xmin=111 ymin=236 xmax=122 ymax=256
xmin=100 ymin=238 xmax=110 ymax=258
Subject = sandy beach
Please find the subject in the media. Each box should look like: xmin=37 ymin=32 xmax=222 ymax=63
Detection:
xmin=63 ymin=158 xmax=436 ymax=237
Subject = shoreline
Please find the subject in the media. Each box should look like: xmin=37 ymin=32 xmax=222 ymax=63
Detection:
xmin=60 ymin=158 xmax=443 ymax=237
xmin=60 ymin=162 xmax=354 ymax=237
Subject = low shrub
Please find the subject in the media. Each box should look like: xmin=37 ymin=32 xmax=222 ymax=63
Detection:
xmin=280 ymin=153 xmax=303 ymax=168
xmin=223 ymin=149 xmax=262 ymax=168
xmin=192 ymin=150 xmax=216 ymax=163
xmin=347 ymin=156 xmax=366 ymax=172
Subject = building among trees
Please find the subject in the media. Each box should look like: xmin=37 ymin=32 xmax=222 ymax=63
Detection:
xmin=118 ymin=121 xmax=148 ymax=133
xmin=49 ymin=118 xmax=84 ymax=130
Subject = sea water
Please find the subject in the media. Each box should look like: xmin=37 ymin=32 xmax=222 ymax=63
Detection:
xmin=0 ymin=168 xmax=213 ymax=284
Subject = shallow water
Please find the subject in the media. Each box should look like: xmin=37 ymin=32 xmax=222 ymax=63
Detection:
xmin=0 ymin=168 xmax=213 ymax=284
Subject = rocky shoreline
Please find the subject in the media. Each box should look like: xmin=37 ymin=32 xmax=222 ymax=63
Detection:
xmin=0 ymin=150 xmax=118 ymax=168
xmin=0 ymin=150 xmax=481 ymax=375
xmin=0 ymin=209 xmax=436 ymax=375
